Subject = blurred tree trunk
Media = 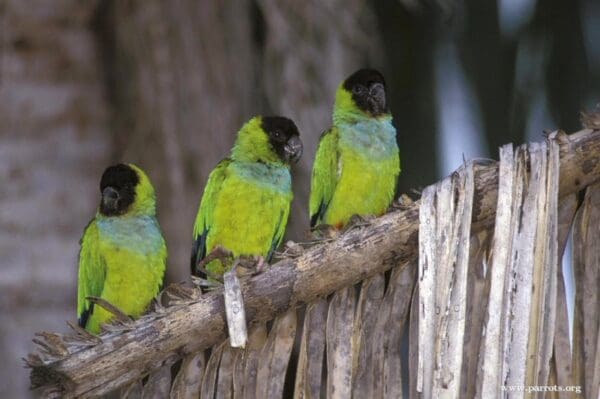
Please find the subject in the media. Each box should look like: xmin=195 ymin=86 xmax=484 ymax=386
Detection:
xmin=0 ymin=1 xmax=110 ymax=397
xmin=372 ymin=1 xmax=440 ymax=192
xmin=457 ymin=0 xmax=520 ymax=152
xmin=538 ymin=0 xmax=588 ymax=132
xmin=458 ymin=0 xmax=589 ymax=152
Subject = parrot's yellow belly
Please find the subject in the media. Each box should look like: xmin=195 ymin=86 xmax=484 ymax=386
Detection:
xmin=86 ymin=247 xmax=164 ymax=333
xmin=204 ymin=170 xmax=292 ymax=276
xmin=325 ymin=149 xmax=399 ymax=228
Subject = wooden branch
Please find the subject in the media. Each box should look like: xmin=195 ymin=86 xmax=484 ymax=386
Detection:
xmin=28 ymin=128 xmax=600 ymax=397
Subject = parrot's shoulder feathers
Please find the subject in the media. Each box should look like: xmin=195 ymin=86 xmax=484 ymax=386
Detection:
xmin=309 ymin=127 xmax=340 ymax=227
xmin=79 ymin=218 xmax=97 ymax=245
xmin=77 ymin=219 xmax=105 ymax=330
xmin=191 ymin=158 xmax=232 ymax=275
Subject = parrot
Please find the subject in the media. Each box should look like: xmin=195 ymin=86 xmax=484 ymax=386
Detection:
xmin=309 ymin=68 xmax=400 ymax=230
xmin=191 ymin=116 xmax=303 ymax=279
xmin=77 ymin=163 xmax=167 ymax=334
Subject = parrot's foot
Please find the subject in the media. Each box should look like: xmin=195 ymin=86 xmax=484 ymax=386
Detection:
xmin=195 ymin=246 xmax=233 ymax=279
xmin=165 ymin=282 xmax=203 ymax=304
xmin=191 ymin=277 xmax=223 ymax=294
xmin=275 ymin=240 xmax=305 ymax=259
xmin=235 ymin=255 xmax=267 ymax=276
xmin=255 ymin=256 xmax=267 ymax=274
xmin=344 ymin=214 xmax=374 ymax=232
xmin=191 ymin=273 xmax=224 ymax=293
xmin=392 ymin=193 xmax=415 ymax=210
xmin=310 ymin=223 xmax=340 ymax=240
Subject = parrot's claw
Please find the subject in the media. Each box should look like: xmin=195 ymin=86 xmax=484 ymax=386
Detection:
xmin=195 ymin=246 xmax=234 ymax=276
xmin=392 ymin=193 xmax=415 ymax=210
xmin=235 ymin=255 xmax=267 ymax=276
xmin=310 ymin=223 xmax=340 ymax=239
xmin=190 ymin=275 xmax=222 ymax=289
xmin=344 ymin=214 xmax=374 ymax=232
xmin=276 ymin=240 xmax=305 ymax=258
xmin=254 ymin=256 xmax=267 ymax=274
xmin=162 ymin=282 xmax=201 ymax=301
xmin=191 ymin=275 xmax=224 ymax=290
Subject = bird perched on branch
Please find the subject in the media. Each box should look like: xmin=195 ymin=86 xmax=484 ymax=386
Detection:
xmin=191 ymin=116 xmax=303 ymax=280
xmin=77 ymin=164 xmax=167 ymax=334
xmin=309 ymin=68 xmax=400 ymax=229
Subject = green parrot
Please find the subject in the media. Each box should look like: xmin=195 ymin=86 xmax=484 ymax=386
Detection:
xmin=310 ymin=68 xmax=400 ymax=229
xmin=191 ymin=116 xmax=303 ymax=279
xmin=77 ymin=163 xmax=167 ymax=334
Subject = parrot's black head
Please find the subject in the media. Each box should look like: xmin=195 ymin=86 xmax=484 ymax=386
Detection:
xmin=343 ymin=68 xmax=389 ymax=117
xmin=262 ymin=116 xmax=303 ymax=164
xmin=99 ymin=164 xmax=139 ymax=216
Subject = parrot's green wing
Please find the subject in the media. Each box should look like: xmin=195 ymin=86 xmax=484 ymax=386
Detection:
xmin=191 ymin=158 xmax=231 ymax=274
xmin=268 ymin=202 xmax=291 ymax=261
xmin=309 ymin=127 xmax=339 ymax=227
xmin=77 ymin=220 xmax=106 ymax=329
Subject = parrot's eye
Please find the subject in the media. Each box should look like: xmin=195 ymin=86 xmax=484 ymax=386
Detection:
xmin=352 ymin=85 xmax=366 ymax=96
xmin=272 ymin=130 xmax=284 ymax=141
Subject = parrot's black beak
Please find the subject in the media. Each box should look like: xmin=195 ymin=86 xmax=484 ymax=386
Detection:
xmin=101 ymin=186 xmax=120 ymax=213
xmin=284 ymin=135 xmax=303 ymax=163
xmin=367 ymin=82 xmax=387 ymax=116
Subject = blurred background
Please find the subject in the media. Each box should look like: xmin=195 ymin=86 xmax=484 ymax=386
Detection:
xmin=1 ymin=0 xmax=598 ymax=396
